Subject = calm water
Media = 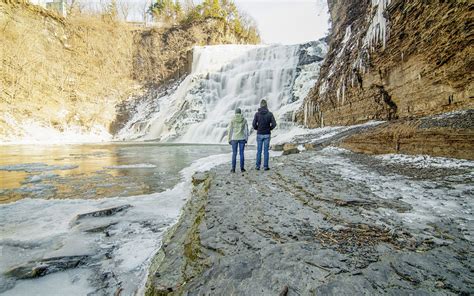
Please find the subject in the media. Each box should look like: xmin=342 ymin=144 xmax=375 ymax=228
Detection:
xmin=0 ymin=143 xmax=230 ymax=203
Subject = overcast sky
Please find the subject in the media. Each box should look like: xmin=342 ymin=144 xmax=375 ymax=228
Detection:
xmin=234 ymin=0 xmax=329 ymax=45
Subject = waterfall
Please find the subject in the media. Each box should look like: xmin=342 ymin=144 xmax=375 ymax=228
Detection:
xmin=117 ymin=40 xmax=327 ymax=144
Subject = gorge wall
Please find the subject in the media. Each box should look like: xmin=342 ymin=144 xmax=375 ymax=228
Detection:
xmin=301 ymin=0 xmax=473 ymax=128
xmin=0 ymin=0 xmax=139 ymax=142
xmin=0 ymin=0 xmax=258 ymax=142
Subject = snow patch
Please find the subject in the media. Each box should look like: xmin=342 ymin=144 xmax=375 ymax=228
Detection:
xmin=1 ymin=113 xmax=111 ymax=144
xmin=311 ymin=147 xmax=474 ymax=241
xmin=376 ymin=154 xmax=474 ymax=169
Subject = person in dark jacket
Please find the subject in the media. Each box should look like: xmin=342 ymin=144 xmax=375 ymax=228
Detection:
xmin=252 ymin=99 xmax=277 ymax=170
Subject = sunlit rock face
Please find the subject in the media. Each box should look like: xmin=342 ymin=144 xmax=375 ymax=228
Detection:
xmin=301 ymin=0 xmax=473 ymax=128
xmin=116 ymin=40 xmax=327 ymax=143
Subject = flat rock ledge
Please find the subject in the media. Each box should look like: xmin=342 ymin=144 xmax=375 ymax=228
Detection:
xmin=145 ymin=149 xmax=473 ymax=295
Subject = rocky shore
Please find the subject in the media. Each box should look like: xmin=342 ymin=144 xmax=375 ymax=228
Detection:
xmin=145 ymin=147 xmax=473 ymax=295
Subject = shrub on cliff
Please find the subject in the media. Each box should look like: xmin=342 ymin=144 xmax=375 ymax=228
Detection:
xmin=149 ymin=0 xmax=260 ymax=44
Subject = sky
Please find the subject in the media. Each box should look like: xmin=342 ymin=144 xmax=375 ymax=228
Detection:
xmin=234 ymin=0 xmax=330 ymax=45
xmin=30 ymin=0 xmax=330 ymax=45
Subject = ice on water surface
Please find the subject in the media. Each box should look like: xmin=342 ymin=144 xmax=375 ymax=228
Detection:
xmin=0 ymin=145 xmax=232 ymax=295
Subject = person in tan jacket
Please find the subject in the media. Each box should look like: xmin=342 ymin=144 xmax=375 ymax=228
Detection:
xmin=227 ymin=108 xmax=249 ymax=173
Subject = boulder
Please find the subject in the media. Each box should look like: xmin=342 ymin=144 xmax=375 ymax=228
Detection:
xmin=282 ymin=143 xmax=297 ymax=150
xmin=271 ymin=144 xmax=284 ymax=151
xmin=282 ymin=147 xmax=300 ymax=156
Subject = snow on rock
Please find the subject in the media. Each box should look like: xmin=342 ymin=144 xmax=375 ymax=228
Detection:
xmin=313 ymin=147 xmax=474 ymax=241
xmin=1 ymin=113 xmax=112 ymax=144
xmin=271 ymin=120 xmax=384 ymax=146
xmin=375 ymin=154 xmax=474 ymax=169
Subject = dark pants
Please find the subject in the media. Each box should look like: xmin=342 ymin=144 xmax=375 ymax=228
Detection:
xmin=231 ymin=140 xmax=246 ymax=170
xmin=256 ymin=134 xmax=270 ymax=169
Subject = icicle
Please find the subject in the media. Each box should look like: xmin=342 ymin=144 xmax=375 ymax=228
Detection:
xmin=304 ymin=102 xmax=308 ymax=127
xmin=364 ymin=0 xmax=392 ymax=51
xmin=341 ymin=81 xmax=346 ymax=105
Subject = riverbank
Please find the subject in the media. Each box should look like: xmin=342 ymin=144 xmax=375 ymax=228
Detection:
xmin=145 ymin=147 xmax=473 ymax=295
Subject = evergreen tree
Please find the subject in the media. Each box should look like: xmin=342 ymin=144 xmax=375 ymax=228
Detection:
xmin=150 ymin=0 xmax=179 ymax=24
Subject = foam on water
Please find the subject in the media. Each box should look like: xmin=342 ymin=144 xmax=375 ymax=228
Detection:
xmin=104 ymin=163 xmax=157 ymax=169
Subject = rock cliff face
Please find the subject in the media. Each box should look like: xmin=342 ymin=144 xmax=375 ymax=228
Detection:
xmin=301 ymin=0 xmax=473 ymax=128
xmin=132 ymin=18 xmax=261 ymax=87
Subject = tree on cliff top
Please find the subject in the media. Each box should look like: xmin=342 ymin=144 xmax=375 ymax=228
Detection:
xmin=150 ymin=0 xmax=183 ymax=24
xmin=149 ymin=0 xmax=260 ymax=44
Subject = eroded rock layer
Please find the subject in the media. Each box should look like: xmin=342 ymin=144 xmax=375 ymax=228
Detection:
xmin=340 ymin=110 xmax=474 ymax=160
xmin=301 ymin=0 xmax=473 ymax=127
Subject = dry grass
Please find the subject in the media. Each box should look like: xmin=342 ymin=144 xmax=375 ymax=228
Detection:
xmin=0 ymin=1 xmax=137 ymax=137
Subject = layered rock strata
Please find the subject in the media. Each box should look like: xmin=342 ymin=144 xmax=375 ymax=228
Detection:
xmin=301 ymin=0 xmax=473 ymax=127
xmin=341 ymin=110 xmax=474 ymax=160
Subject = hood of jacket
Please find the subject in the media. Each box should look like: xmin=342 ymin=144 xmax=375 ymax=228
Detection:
xmin=258 ymin=107 xmax=269 ymax=115
xmin=232 ymin=113 xmax=245 ymax=124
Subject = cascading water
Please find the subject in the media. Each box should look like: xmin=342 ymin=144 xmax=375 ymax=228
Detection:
xmin=116 ymin=40 xmax=327 ymax=144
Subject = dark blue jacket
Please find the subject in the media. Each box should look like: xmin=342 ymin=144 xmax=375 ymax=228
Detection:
xmin=252 ymin=107 xmax=277 ymax=135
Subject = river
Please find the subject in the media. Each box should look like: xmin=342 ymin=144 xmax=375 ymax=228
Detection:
xmin=0 ymin=143 xmax=232 ymax=295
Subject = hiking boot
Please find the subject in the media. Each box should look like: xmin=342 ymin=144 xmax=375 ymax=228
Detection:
xmin=255 ymin=167 xmax=260 ymax=171
xmin=241 ymin=168 xmax=246 ymax=172
xmin=264 ymin=167 xmax=270 ymax=171
xmin=230 ymin=169 xmax=235 ymax=173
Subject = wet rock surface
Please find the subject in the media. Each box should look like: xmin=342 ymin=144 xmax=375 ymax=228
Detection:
xmin=5 ymin=255 xmax=90 ymax=280
xmin=147 ymin=149 xmax=473 ymax=295
xmin=72 ymin=204 xmax=132 ymax=224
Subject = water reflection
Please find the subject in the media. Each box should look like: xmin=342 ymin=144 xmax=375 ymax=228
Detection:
xmin=0 ymin=143 xmax=229 ymax=204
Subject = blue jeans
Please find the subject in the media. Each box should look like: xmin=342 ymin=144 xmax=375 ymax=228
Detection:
xmin=256 ymin=134 xmax=270 ymax=169
xmin=231 ymin=140 xmax=246 ymax=170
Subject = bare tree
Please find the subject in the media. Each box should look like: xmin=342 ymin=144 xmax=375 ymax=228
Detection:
xmin=141 ymin=0 xmax=151 ymax=25
xmin=117 ymin=0 xmax=130 ymax=21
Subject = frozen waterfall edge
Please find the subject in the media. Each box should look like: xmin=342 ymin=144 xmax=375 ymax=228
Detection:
xmin=115 ymin=39 xmax=328 ymax=144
